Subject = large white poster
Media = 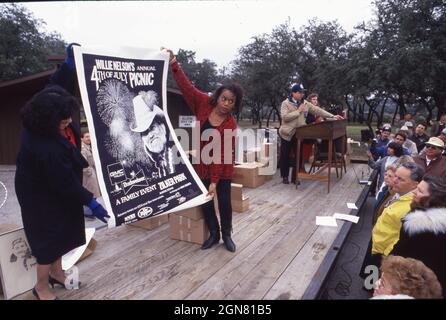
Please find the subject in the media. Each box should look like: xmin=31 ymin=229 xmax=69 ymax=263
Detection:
xmin=73 ymin=46 xmax=208 ymax=228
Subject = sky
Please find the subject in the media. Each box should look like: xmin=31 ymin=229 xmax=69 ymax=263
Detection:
xmin=21 ymin=0 xmax=375 ymax=69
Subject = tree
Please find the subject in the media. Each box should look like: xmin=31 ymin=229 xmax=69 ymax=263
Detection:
xmin=167 ymin=48 xmax=218 ymax=93
xmin=359 ymin=0 xmax=446 ymax=121
xmin=298 ymin=20 xmax=353 ymax=108
xmin=0 ymin=3 xmax=66 ymax=81
xmin=231 ymin=22 xmax=304 ymax=127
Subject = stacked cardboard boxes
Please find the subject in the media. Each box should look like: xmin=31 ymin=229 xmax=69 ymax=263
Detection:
xmin=232 ymin=163 xmax=266 ymax=188
xmin=128 ymin=214 xmax=169 ymax=230
xmin=231 ymin=183 xmax=249 ymax=213
xmin=169 ymin=206 xmax=209 ymax=245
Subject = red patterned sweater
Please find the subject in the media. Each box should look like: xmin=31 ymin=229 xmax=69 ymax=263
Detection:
xmin=171 ymin=61 xmax=236 ymax=183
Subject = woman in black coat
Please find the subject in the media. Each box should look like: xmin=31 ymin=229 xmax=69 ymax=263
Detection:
xmin=15 ymin=85 xmax=109 ymax=300
xmin=391 ymin=175 xmax=446 ymax=296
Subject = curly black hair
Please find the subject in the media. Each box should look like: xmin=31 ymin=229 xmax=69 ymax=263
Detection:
xmin=210 ymin=83 xmax=244 ymax=115
xmin=387 ymin=141 xmax=404 ymax=157
xmin=21 ymin=85 xmax=79 ymax=137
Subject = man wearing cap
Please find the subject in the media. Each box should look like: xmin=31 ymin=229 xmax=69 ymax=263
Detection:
xmin=399 ymin=125 xmax=418 ymax=156
xmin=131 ymin=92 xmax=175 ymax=179
xmin=413 ymin=137 xmax=446 ymax=178
xmin=398 ymin=113 xmax=416 ymax=130
xmin=278 ymin=83 xmax=343 ymax=184
xmin=409 ymin=123 xmax=430 ymax=153
xmin=370 ymin=126 xmax=392 ymax=160
xmin=372 ymin=131 xmax=411 ymax=159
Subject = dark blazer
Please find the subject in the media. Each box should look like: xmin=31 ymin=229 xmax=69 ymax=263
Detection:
xmin=15 ymin=127 xmax=92 ymax=264
xmin=391 ymin=207 xmax=446 ymax=294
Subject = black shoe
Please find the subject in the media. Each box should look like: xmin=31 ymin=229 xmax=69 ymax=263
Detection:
xmin=222 ymin=235 xmax=236 ymax=252
xmin=201 ymin=231 xmax=220 ymax=250
xmin=282 ymin=177 xmax=289 ymax=184
xmin=48 ymin=275 xmax=65 ymax=288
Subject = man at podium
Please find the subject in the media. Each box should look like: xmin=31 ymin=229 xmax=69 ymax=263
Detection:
xmin=278 ymin=83 xmax=343 ymax=184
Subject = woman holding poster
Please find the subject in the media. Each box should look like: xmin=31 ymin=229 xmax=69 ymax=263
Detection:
xmin=164 ymin=48 xmax=243 ymax=253
xmin=15 ymin=47 xmax=110 ymax=300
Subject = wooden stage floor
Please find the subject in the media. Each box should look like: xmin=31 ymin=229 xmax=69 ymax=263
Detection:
xmin=17 ymin=163 xmax=368 ymax=300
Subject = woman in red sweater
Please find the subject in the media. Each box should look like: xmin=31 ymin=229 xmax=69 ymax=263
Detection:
xmin=165 ymin=48 xmax=243 ymax=252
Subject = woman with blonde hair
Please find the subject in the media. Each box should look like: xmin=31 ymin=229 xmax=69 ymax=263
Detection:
xmin=372 ymin=255 xmax=442 ymax=299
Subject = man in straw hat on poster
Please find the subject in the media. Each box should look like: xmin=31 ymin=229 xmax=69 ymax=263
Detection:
xmin=131 ymin=92 xmax=175 ymax=179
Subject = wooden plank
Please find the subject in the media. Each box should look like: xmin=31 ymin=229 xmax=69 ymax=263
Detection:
xmin=11 ymin=164 xmax=368 ymax=300
xmin=228 ymin=166 xmax=362 ymax=300
xmin=186 ymin=185 xmax=323 ymax=299
xmin=264 ymin=167 xmax=371 ymax=300
xmin=297 ymin=173 xmax=329 ymax=182
xmin=300 ymin=169 xmax=378 ymax=299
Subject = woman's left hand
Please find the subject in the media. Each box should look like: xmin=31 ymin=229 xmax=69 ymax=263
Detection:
xmin=207 ymin=182 xmax=217 ymax=197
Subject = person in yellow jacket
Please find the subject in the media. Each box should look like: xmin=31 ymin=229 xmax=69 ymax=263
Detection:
xmin=372 ymin=162 xmax=424 ymax=255
xmin=360 ymin=162 xmax=424 ymax=286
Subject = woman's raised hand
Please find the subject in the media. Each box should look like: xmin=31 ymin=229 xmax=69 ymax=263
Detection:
xmin=160 ymin=47 xmax=176 ymax=64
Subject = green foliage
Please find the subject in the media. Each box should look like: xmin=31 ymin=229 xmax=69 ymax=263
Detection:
xmin=167 ymin=48 xmax=218 ymax=93
xmin=0 ymin=3 xmax=66 ymax=81
xmin=226 ymin=0 xmax=446 ymax=125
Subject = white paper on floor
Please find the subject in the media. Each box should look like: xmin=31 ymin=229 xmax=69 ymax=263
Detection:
xmin=316 ymin=216 xmax=338 ymax=227
xmin=347 ymin=202 xmax=358 ymax=209
xmin=333 ymin=213 xmax=360 ymax=224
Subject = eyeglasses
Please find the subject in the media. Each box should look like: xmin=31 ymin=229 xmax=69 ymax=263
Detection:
xmin=220 ymin=95 xmax=235 ymax=105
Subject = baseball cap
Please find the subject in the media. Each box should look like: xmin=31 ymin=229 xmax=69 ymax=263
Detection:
xmin=291 ymin=83 xmax=306 ymax=93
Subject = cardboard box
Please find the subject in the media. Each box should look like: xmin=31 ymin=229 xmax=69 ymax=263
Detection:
xmin=172 ymin=206 xmax=204 ymax=221
xmin=265 ymin=174 xmax=273 ymax=181
xmin=128 ymin=214 xmax=169 ymax=230
xmin=243 ymin=150 xmax=256 ymax=163
xmin=169 ymin=215 xmax=209 ymax=245
xmin=233 ymin=163 xmax=266 ymax=188
xmin=231 ymin=183 xmax=243 ymax=201
xmin=232 ymin=196 xmax=250 ymax=213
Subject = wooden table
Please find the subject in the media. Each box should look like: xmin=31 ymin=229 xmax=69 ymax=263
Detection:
xmin=295 ymin=120 xmax=347 ymax=193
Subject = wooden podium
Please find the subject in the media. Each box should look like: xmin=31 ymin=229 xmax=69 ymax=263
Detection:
xmin=295 ymin=119 xmax=347 ymax=193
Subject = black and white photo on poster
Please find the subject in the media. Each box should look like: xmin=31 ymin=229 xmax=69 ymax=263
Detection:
xmin=73 ymin=46 xmax=208 ymax=228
